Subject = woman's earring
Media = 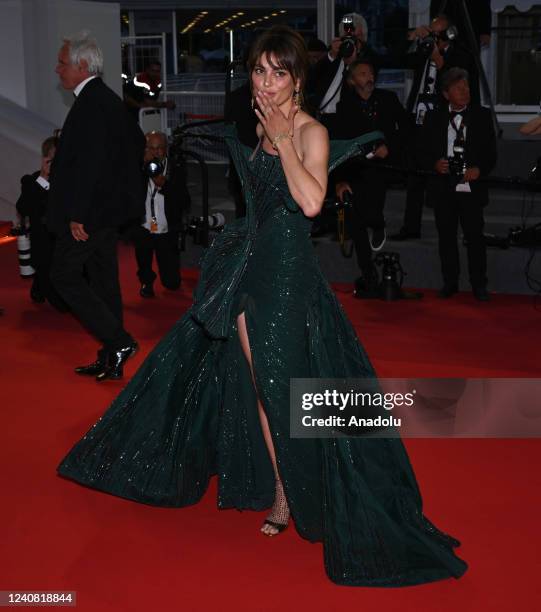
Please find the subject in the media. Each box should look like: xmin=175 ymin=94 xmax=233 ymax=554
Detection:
xmin=293 ymin=89 xmax=301 ymax=108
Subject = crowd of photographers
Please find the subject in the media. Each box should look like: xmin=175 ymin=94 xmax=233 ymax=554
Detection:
xmin=16 ymin=8 xmax=500 ymax=313
xmin=304 ymin=11 xmax=497 ymax=301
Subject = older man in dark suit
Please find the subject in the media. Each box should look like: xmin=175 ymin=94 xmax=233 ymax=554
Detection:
xmin=48 ymin=31 xmax=146 ymax=381
xmin=418 ymin=67 xmax=497 ymax=301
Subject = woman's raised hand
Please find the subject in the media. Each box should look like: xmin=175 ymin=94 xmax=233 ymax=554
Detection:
xmin=254 ymin=90 xmax=298 ymax=145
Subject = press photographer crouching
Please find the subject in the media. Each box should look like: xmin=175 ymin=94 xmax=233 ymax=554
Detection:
xmin=418 ymin=67 xmax=497 ymax=301
xmin=390 ymin=14 xmax=479 ymax=242
xmin=133 ymin=130 xmax=190 ymax=298
xmin=331 ymin=59 xmax=408 ymax=298
xmin=15 ymin=135 xmax=67 ymax=311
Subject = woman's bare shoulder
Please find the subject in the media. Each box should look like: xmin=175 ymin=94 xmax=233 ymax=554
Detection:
xmin=297 ymin=114 xmax=328 ymax=142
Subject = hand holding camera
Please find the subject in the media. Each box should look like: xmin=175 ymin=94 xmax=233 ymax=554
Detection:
xmin=435 ymin=158 xmax=450 ymax=175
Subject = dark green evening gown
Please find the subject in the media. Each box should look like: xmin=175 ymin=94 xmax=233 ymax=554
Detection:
xmin=57 ymin=126 xmax=468 ymax=586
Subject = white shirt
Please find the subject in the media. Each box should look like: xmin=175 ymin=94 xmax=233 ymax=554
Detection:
xmin=320 ymin=59 xmax=345 ymax=114
xmin=74 ymin=75 xmax=98 ymax=97
xmin=142 ymin=160 xmax=169 ymax=234
xmin=36 ymin=176 xmax=50 ymax=190
xmin=447 ymin=107 xmax=471 ymax=193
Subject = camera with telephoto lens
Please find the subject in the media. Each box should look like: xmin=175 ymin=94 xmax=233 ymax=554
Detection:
xmin=338 ymin=16 xmax=357 ymax=59
xmin=143 ymin=158 xmax=165 ymax=177
xmin=186 ymin=213 xmax=226 ymax=245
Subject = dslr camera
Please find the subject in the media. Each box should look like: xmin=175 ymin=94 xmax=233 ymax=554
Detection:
xmin=448 ymin=141 xmax=466 ymax=178
xmin=338 ymin=15 xmax=357 ymax=59
xmin=143 ymin=158 xmax=165 ymax=177
xmin=417 ymin=24 xmax=457 ymax=56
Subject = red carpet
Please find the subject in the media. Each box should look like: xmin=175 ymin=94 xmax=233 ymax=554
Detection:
xmin=1 ymin=240 xmax=540 ymax=611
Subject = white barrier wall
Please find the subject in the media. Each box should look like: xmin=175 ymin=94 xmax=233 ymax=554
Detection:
xmin=0 ymin=0 xmax=121 ymax=221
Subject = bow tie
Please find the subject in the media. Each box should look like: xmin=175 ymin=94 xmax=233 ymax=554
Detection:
xmin=450 ymin=109 xmax=467 ymax=120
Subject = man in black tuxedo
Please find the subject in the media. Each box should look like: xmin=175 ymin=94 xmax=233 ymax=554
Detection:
xmin=134 ymin=131 xmax=189 ymax=297
xmin=418 ymin=67 xmax=497 ymax=301
xmin=48 ymin=32 xmax=146 ymax=380
xmin=388 ymin=14 xmax=479 ymax=242
xmin=331 ymin=59 xmax=408 ymax=297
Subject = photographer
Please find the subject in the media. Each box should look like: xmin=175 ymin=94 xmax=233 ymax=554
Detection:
xmin=430 ymin=0 xmax=492 ymax=53
xmin=389 ymin=14 xmax=479 ymax=242
xmin=331 ymin=59 xmax=408 ymax=297
xmin=418 ymin=68 xmax=497 ymax=301
xmin=307 ymin=13 xmax=379 ymax=122
xmin=134 ymin=131 xmax=190 ymax=298
xmin=15 ymin=136 xmax=67 ymax=311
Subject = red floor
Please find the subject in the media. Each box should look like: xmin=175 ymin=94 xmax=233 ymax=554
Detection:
xmin=1 ymin=240 xmax=540 ymax=611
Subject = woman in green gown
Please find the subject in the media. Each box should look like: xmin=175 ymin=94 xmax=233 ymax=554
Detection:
xmin=58 ymin=26 xmax=468 ymax=586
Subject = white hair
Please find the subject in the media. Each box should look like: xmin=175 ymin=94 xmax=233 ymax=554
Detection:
xmin=339 ymin=13 xmax=368 ymax=42
xmin=63 ymin=30 xmax=103 ymax=75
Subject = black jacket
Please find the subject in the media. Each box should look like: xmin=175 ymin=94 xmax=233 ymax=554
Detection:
xmin=330 ymin=87 xmax=408 ymax=182
xmin=47 ymin=77 xmax=146 ymax=234
xmin=16 ymin=171 xmax=48 ymax=227
xmin=418 ymin=105 xmax=497 ymax=206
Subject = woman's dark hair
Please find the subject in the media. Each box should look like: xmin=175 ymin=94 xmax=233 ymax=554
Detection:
xmin=247 ymin=26 xmax=309 ymax=92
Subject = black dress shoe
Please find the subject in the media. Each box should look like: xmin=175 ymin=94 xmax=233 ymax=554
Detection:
xmin=389 ymin=228 xmax=421 ymax=241
xmin=438 ymin=284 xmax=459 ymax=298
xmin=473 ymin=287 xmax=490 ymax=302
xmin=75 ymin=359 xmax=107 ymax=376
xmin=140 ymin=284 xmax=155 ymax=298
xmin=96 ymin=341 xmax=138 ymax=382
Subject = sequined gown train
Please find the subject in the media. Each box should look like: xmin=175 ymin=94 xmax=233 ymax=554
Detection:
xmin=58 ymin=126 xmax=468 ymax=586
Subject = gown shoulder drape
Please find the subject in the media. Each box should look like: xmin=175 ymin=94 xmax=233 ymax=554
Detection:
xmin=57 ymin=124 xmax=468 ymax=587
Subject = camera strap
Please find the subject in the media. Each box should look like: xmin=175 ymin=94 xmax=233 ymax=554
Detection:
xmin=449 ymin=113 xmax=467 ymax=141
xmin=318 ymin=64 xmax=346 ymax=115
xmin=148 ymin=179 xmax=158 ymax=234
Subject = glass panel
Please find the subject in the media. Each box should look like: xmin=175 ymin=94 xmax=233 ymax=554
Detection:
xmin=496 ymin=5 xmax=541 ymax=105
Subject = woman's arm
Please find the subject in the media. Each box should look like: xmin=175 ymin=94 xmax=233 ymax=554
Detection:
xmin=274 ymin=122 xmax=329 ymax=217
xmin=520 ymin=115 xmax=541 ymax=136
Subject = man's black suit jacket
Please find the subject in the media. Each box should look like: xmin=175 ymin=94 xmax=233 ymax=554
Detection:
xmin=333 ymin=87 xmax=408 ymax=158
xmin=16 ymin=171 xmax=48 ymax=227
xmin=47 ymin=77 xmax=146 ymax=235
xmin=418 ymin=105 xmax=497 ymax=207
xmin=330 ymin=87 xmax=408 ymax=183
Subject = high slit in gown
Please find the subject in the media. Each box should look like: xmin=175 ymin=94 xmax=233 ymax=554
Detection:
xmin=57 ymin=126 xmax=468 ymax=586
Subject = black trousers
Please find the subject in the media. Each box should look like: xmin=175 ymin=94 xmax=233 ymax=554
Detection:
xmin=29 ymin=224 xmax=66 ymax=309
xmin=134 ymin=227 xmax=181 ymax=289
xmin=402 ymin=121 xmax=425 ymax=234
xmin=403 ymin=173 xmax=426 ymax=234
xmin=51 ymin=227 xmax=132 ymax=351
xmin=348 ymin=168 xmax=386 ymax=278
xmin=433 ymin=191 xmax=487 ymax=289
